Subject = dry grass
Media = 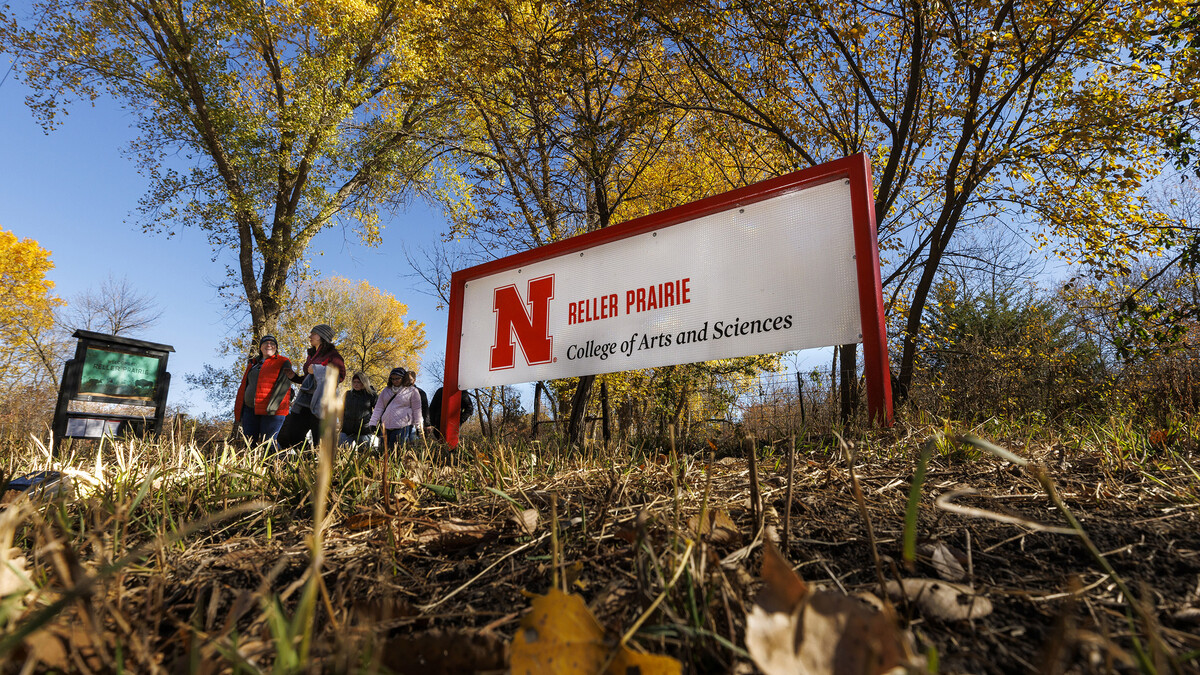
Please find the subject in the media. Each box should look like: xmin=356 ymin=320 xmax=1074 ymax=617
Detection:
xmin=0 ymin=412 xmax=1197 ymax=674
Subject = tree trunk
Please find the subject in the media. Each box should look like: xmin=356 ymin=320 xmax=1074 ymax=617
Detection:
xmin=895 ymin=220 xmax=956 ymax=400
xmin=600 ymin=379 xmax=611 ymax=446
xmin=830 ymin=347 xmax=838 ymax=411
xmin=567 ymin=375 xmax=596 ymax=447
xmin=672 ymin=380 xmax=690 ymax=442
xmin=838 ymin=343 xmax=858 ymax=423
xmin=481 ymin=387 xmax=495 ymax=440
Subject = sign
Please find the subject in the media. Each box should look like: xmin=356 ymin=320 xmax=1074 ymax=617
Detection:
xmin=79 ymin=346 xmax=162 ymax=402
xmin=458 ymin=176 xmax=861 ymax=388
xmin=52 ymin=330 xmax=174 ymax=451
xmin=442 ymin=154 xmax=892 ymax=446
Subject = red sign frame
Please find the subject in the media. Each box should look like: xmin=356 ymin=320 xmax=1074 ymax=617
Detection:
xmin=440 ymin=153 xmax=893 ymax=446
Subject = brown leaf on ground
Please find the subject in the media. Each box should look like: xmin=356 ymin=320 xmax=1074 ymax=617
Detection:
xmin=0 ymin=549 xmax=31 ymax=597
xmin=614 ymin=509 xmax=652 ymax=543
xmin=688 ymin=509 xmax=743 ymax=547
xmin=380 ymin=628 xmax=508 ymax=674
xmin=0 ymin=504 xmax=32 ymax=598
xmin=19 ymin=630 xmax=70 ymax=671
xmin=918 ymin=541 xmax=966 ymax=581
xmin=510 ymin=508 xmax=539 ymax=535
xmin=415 ymin=519 xmax=497 ymax=552
xmin=344 ymin=511 xmax=393 ymax=532
xmin=886 ymin=578 xmax=993 ymax=621
xmin=18 ymin=626 xmax=107 ymax=672
xmin=511 ymin=586 xmax=681 ymax=674
xmin=746 ymin=542 xmax=908 ymax=675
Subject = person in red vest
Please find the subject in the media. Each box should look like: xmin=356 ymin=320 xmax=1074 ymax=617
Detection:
xmin=233 ymin=335 xmax=293 ymax=448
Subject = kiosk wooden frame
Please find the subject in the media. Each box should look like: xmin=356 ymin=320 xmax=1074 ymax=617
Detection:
xmin=52 ymin=330 xmax=174 ymax=452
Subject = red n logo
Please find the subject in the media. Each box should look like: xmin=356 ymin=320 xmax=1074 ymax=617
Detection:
xmin=490 ymin=275 xmax=554 ymax=370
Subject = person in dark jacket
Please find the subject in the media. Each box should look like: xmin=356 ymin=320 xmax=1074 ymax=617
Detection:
xmin=428 ymin=386 xmax=474 ymax=440
xmin=277 ymin=324 xmax=347 ymax=451
xmin=233 ymin=335 xmax=293 ymax=448
xmin=339 ymin=371 xmax=377 ymax=448
xmin=416 ymin=384 xmax=430 ymax=437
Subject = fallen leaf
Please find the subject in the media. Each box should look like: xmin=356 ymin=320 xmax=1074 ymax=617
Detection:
xmin=511 ymin=587 xmax=681 ymax=675
xmin=563 ymin=560 xmax=587 ymax=590
xmin=344 ymin=511 xmax=392 ymax=532
xmin=19 ymin=625 xmax=105 ymax=672
xmin=614 ymin=509 xmax=652 ymax=543
xmin=20 ymin=630 xmax=69 ymax=670
xmin=688 ymin=510 xmax=743 ymax=547
xmin=0 ymin=504 xmax=32 ymax=598
xmin=510 ymin=508 xmax=539 ymax=535
xmin=416 ymin=520 xmax=497 ymax=552
xmin=919 ymin=541 xmax=966 ymax=581
xmin=886 ymin=578 xmax=993 ymax=621
xmin=746 ymin=542 xmax=908 ymax=675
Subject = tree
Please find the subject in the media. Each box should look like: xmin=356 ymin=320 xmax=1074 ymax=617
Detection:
xmin=60 ymin=274 xmax=162 ymax=337
xmin=186 ymin=275 xmax=426 ymax=410
xmin=433 ymin=0 xmax=690 ymax=444
xmin=0 ymin=229 xmax=64 ymax=380
xmin=1 ymin=0 xmax=453 ymax=341
xmin=646 ymin=0 xmax=1177 ymax=405
xmin=278 ymin=276 xmax=427 ymax=389
xmin=0 ymin=229 xmax=66 ymax=435
xmin=917 ymin=278 xmax=1104 ymax=420
xmin=429 ymin=0 xmax=789 ymax=445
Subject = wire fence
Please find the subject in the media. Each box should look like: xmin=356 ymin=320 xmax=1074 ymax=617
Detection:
xmin=466 ymin=366 xmax=849 ymax=445
xmin=728 ymin=367 xmax=841 ymax=439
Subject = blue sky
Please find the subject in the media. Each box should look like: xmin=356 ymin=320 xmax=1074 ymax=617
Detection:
xmin=0 ymin=71 xmax=453 ymax=417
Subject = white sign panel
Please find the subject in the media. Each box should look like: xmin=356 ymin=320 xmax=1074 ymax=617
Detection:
xmin=457 ymin=178 xmax=862 ymax=388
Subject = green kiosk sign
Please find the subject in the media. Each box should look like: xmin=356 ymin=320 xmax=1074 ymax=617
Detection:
xmin=79 ymin=347 xmax=161 ymax=401
xmin=52 ymin=330 xmax=174 ymax=451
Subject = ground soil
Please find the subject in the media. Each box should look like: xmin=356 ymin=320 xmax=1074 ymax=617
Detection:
xmin=10 ymin=438 xmax=1199 ymax=674
xmin=142 ymin=440 xmax=1200 ymax=674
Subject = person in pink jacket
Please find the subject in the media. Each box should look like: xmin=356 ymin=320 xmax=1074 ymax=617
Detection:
xmin=368 ymin=367 xmax=424 ymax=450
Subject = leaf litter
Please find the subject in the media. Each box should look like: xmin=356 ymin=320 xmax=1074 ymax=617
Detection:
xmin=1 ymin=433 xmax=1198 ymax=673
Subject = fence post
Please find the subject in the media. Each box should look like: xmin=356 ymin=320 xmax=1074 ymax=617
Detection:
xmin=795 ymin=371 xmax=806 ymax=428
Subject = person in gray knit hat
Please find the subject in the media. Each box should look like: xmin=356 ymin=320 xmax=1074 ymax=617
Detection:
xmin=276 ymin=324 xmax=347 ymax=451
xmin=311 ymin=323 xmax=335 ymax=345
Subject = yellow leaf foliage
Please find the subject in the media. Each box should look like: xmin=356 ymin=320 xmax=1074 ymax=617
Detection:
xmin=511 ymin=587 xmax=681 ymax=675
xmin=276 ymin=276 xmax=427 ymax=391
xmin=0 ymin=229 xmax=64 ymax=368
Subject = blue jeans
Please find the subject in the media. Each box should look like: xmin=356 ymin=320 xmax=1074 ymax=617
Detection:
xmin=241 ymin=406 xmax=285 ymax=448
xmin=383 ymin=426 xmax=416 ymax=450
xmin=339 ymin=431 xmax=373 ymax=448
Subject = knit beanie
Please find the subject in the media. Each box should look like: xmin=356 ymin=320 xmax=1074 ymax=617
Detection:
xmin=389 ymin=367 xmax=407 ymax=382
xmin=259 ymin=335 xmax=277 ymax=347
xmin=311 ymin=324 xmax=335 ymax=345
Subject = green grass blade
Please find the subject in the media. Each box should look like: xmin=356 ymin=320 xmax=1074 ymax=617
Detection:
xmin=903 ymin=439 xmax=936 ymax=567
